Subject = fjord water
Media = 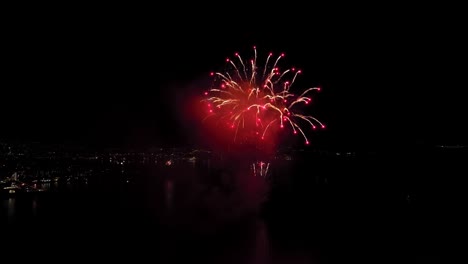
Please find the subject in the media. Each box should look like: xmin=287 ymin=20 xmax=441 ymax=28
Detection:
xmin=1 ymin=147 xmax=464 ymax=263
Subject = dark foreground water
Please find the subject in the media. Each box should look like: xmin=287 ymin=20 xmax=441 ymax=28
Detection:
xmin=1 ymin=147 xmax=466 ymax=263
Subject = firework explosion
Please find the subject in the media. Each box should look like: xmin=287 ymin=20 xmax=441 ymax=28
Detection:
xmin=202 ymin=46 xmax=325 ymax=146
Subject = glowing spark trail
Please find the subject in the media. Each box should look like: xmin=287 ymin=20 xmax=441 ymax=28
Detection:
xmin=252 ymin=161 xmax=270 ymax=178
xmin=202 ymin=47 xmax=325 ymax=145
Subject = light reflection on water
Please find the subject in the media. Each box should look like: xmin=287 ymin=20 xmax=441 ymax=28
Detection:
xmin=0 ymin=153 xmax=448 ymax=262
xmin=1 ymin=158 xmax=278 ymax=220
xmin=41 ymin=182 xmax=51 ymax=191
xmin=32 ymin=198 xmax=37 ymax=217
xmin=0 ymin=159 xmax=288 ymax=257
xmin=7 ymin=197 xmax=15 ymax=223
xmin=165 ymin=179 xmax=173 ymax=210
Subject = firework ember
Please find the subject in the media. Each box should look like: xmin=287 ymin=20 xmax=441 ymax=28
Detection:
xmin=202 ymin=46 xmax=325 ymax=146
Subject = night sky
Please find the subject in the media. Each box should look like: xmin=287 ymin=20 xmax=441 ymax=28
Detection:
xmin=2 ymin=6 xmax=466 ymax=149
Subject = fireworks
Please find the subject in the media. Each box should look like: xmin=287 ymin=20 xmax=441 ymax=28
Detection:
xmin=202 ymin=46 xmax=325 ymax=145
xmin=252 ymin=161 xmax=270 ymax=178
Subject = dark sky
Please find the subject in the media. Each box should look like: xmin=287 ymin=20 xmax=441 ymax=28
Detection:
xmin=2 ymin=6 xmax=466 ymax=149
